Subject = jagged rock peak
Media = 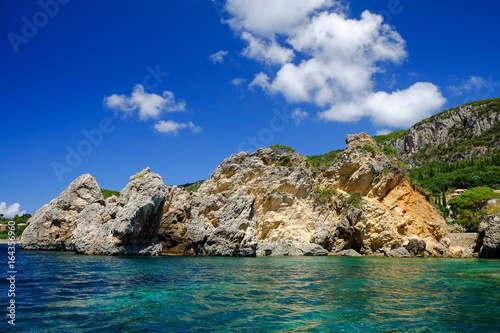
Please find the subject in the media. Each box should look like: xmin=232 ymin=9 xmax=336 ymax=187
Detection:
xmin=21 ymin=168 xmax=166 ymax=255
xmin=20 ymin=174 xmax=104 ymax=250
xmin=130 ymin=167 xmax=151 ymax=181
xmin=345 ymin=132 xmax=377 ymax=149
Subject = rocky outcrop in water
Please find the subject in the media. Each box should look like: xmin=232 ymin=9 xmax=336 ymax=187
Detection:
xmin=21 ymin=168 xmax=166 ymax=255
xmin=475 ymin=214 xmax=500 ymax=258
xmin=19 ymin=174 xmax=104 ymax=250
xmin=23 ymin=133 xmax=464 ymax=257
xmin=159 ymin=133 xmax=451 ymax=257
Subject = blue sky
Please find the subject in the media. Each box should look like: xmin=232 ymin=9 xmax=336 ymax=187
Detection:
xmin=1 ymin=0 xmax=500 ymax=216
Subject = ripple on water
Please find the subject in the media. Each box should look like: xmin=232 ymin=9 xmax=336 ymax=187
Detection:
xmin=4 ymin=247 xmax=500 ymax=332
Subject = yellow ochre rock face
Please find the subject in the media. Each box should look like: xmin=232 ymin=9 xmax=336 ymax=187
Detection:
xmin=160 ymin=132 xmax=452 ymax=256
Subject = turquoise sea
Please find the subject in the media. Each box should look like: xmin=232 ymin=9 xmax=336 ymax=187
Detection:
xmin=1 ymin=244 xmax=500 ymax=332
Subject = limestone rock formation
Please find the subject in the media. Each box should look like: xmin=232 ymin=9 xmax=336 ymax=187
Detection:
xmin=439 ymin=233 xmax=477 ymax=258
xmin=159 ymin=132 xmax=451 ymax=256
xmin=476 ymin=214 xmax=500 ymax=258
xmin=21 ymin=168 xmax=166 ymax=255
xmin=405 ymin=239 xmax=427 ymax=257
xmin=385 ymin=247 xmax=410 ymax=258
xmin=23 ymin=132 xmax=457 ymax=257
xmin=335 ymin=249 xmax=362 ymax=257
xmin=20 ymin=174 xmax=104 ymax=250
xmin=384 ymin=100 xmax=500 ymax=166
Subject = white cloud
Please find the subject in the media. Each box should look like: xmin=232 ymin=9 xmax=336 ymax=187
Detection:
xmin=225 ymin=0 xmax=334 ymax=35
xmin=291 ymin=108 xmax=309 ymax=125
xmin=365 ymin=82 xmax=447 ymax=127
xmin=209 ymin=50 xmax=229 ymax=64
xmin=155 ymin=120 xmax=201 ymax=135
xmin=376 ymin=129 xmax=390 ymax=136
xmin=104 ymin=84 xmax=185 ymax=121
xmin=448 ymin=76 xmax=488 ymax=96
xmin=319 ymin=82 xmax=447 ymax=128
xmin=0 ymin=202 xmax=25 ymax=218
xmin=187 ymin=121 xmax=202 ymax=133
xmin=225 ymin=0 xmax=446 ymax=129
xmin=241 ymin=32 xmax=294 ymax=65
xmin=231 ymin=78 xmax=247 ymax=86
xmin=249 ymin=72 xmax=271 ymax=91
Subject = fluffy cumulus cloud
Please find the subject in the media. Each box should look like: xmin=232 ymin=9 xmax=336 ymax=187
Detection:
xmin=104 ymin=84 xmax=185 ymax=121
xmin=225 ymin=0 xmax=446 ymax=129
xmin=105 ymin=85 xmax=200 ymax=135
xmin=291 ymin=108 xmax=309 ymax=125
xmin=320 ymin=82 xmax=447 ymax=127
xmin=209 ymin=50 xmax=229 ymax=64
xmin=0 ymin=202 xmax=25 ymax=218
xmin=154 ymin=120 xmax=201 ymax=135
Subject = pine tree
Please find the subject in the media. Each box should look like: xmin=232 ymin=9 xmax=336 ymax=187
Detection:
xmin=429 ymin=166 xmax=435 ymax=177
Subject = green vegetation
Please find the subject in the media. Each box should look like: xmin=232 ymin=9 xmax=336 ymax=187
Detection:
xmin=382 ymin=145 xmax=398 ymax=156
xmin=0 ymin=214 xmax=31 ymax=239
xmin=449 ymin=186 xmax=499 ymax=232
xmin=314 ymin=187 xmax=335 ymax=200
xmin=411 ymin=123 xmax=500 ymax=165
xmin=373 ymin=129 xmax=408 ymax=145
xmin=179 ymin=180 xmax=205 ymax=192
xmin=270 ymin=188 xmax=282 ymax=195
xmin=347 ymin=191 xmax=362 ymax=208
xmin=101 ymin=189 xmax=120 ymax=199
xmin=270 ymin=143 xmax=295 ymax=153
xmin=307 ymin=149 xmax=343 ymax=168
xmin=276 ymin=156 xmax=293 ymax=168
xmin=361 ymin=144 xmax=376 ymax=153
xmin=409 ymin=154 xmax=500 ymax=194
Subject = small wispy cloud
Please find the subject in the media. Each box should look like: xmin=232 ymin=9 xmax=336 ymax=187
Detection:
xmin=154 ymin=120 xmax=201 ymax=135
xmin=448 ymin=76 xmax=489 ymax=96
xmin=291 ymin=108 xmax=309 ymax=126
xmin=231 ymin=78 xmax=247 ymax=86
xmin=104 ymin=84 xmax=185 ymax=120
xmin=0 ymin=202 xmax=25 ymax=218
xmin=209 ymin=50 xmax=229 ymax=64
xmin=375 ymin=129 xmax=391 ymax=135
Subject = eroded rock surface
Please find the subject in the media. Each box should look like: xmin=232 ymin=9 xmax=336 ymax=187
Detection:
xmin=159 ymin=133 xmax=451 ymax=256
xmin=23 ymin=133 xmax=456 ymax=257
xmin=21 ymin=168 xmax=166 ymax=255
xmin=476 ymin=214 xmax=500 ymax=258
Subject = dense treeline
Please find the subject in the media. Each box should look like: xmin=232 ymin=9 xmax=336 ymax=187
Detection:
xmin=409 ymin=152 xmax=500 ymax=193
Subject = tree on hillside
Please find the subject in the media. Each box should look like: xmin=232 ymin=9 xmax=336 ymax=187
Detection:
xmin=449 ymin=186 xmax=499 ymax=231
xmin=270 ymin=144 xmax=295 ymax=154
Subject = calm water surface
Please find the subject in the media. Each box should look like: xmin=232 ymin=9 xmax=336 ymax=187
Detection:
xmin=1 ymin=245 xmax=500 ymax=332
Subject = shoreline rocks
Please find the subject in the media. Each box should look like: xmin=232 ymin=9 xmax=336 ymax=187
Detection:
xmin=19 ymin=133 xmax=498 ymax=258
xmin=21 ymin=168 xmax=166 ymax=255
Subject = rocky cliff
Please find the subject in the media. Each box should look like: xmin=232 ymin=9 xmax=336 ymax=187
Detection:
xmin=382 ymin=98 xmax=500 ymax=167
xmin=22 ymin=133 xmax=465 ymax=257
xmin=159 ymin=133 xmax=451 ymax=256
xmin=21 ymin=168 xmax=166 ymax=255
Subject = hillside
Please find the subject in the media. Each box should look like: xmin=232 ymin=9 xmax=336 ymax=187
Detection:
xmin=375 ymin=97 xmax=500 ymax=168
